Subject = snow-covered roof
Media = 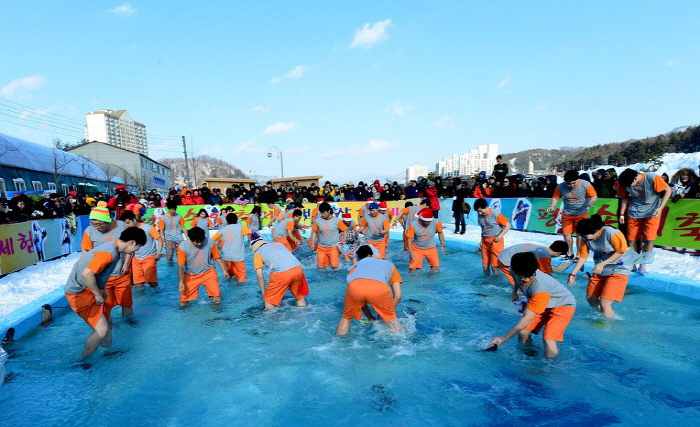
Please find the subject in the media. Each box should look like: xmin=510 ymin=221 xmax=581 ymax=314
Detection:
xmin=0 ymin=132 xmax=124 ymax=183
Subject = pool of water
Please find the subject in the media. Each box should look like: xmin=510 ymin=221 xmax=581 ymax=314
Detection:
xmin=1 ymin=238 xmax=699 ymax=426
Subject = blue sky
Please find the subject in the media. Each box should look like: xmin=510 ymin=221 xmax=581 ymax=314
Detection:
xmin=1 ymin=1 xmax=699 ymax=183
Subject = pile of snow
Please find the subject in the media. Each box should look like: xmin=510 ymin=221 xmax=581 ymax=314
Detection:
xmin=583 ymin=152 xmax=700 ymax=182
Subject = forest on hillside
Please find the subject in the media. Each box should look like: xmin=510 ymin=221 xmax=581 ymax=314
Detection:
xmin=503 ymin=124 xmax=700 ymax=173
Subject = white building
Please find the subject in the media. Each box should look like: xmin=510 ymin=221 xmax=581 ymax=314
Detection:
xmin=406 ymin=164 xmax=429 ymax=182
xmin=436 ymin=144 xmax=498 ymax=177
xmin=68 ymin=142 xmax=171 ymax=193
xmin=85 ymin=109 xmax=148 ymax=156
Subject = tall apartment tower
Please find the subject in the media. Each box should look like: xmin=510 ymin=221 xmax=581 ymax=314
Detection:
xmin=85 ymin=109 xmax=148 ymax=156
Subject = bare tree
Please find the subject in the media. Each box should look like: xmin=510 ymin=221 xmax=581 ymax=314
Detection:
xmin=50 ymin=139 xmax=78 ymax=190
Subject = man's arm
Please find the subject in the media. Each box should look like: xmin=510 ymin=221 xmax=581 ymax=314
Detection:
xmin=390 ymin=282 xmax=402 ymax=307
xmin=215 ymin=258 xmax=231 ymax=280
xmin=494 ymin=222 xmax=511 ymax=242
xmin=438 ymin=231 xmax=445 ymax=254
xmin=491 ymin=308 xmax=536 ymax=346
xmin=177 ymin=264 xmax=186 ymax=294
xmin=652 ymin=186 xmax=673 ymax=218
xmin=80 ymin=268 xmax=105 ymax=305
xmin=255 ymin=268 xmax=266 ymax=295
xmin=618 ymin=197 xmax=629 ymax=224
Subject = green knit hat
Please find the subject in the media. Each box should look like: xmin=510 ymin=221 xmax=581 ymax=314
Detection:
xmin=89 ymin=206 xmax=112 ymax=222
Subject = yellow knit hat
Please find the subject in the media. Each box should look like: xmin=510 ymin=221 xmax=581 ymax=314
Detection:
xmin=89 ymin=206 xmax=112 ymax=222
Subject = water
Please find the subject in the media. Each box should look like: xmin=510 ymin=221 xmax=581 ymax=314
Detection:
xmin=1 ymin=240 xmax=699 ymax=426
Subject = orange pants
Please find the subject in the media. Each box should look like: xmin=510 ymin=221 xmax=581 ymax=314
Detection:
xmin=264 ymin=266 xmax=306 ymax=306
xmin=523 ymin=306 xmax=576 ymax=342
xmin=481 ymin=236 xmax=504 ymax=267
xmin=66 ymin=288 xmax=112 ymax=328
xmin=274 ymin=236 xmax=294 ymax=252
xmin=627 ymin=216 xmax=661 ymax=241
xmin=181 ymin=268 xmax=221 ymax=302
xmin=409 ymin=245 xmax=440 ymax=269
xmin=132 ymin=255 xmax=158 ymax=283
xmin=225 ymin=260 xmax=247 ymax=282
xmin=561 ymin=213 xmax=588 ymax=235
xmin=342 ymin=278 xmax=396 ymax=322
xmin=587 ymin=274 xmax=629 ymax=302
xmin=105 ymin=273 xmax=132 ymax=308
xmin=367 ymin=240 xmax=387 ymax=259
xmin=317 ymin=245 xmax=340 ymax=268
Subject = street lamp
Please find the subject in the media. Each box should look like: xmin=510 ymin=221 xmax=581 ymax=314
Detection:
xmin=267 ymin=146 xmax=284 ymax=178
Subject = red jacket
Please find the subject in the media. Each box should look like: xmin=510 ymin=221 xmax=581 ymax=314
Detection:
xmin=425 ymin=186 xmax=440 ymax=211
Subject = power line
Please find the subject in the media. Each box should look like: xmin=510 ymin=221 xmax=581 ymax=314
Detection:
xmin=0 ymin=102 xmax=85 ymax=131
xmin=0 ymin=118 xmax=84 ymax=140
xmin=0 ymin=110 xmax=85 ymax=135
xmin=0 ymin=97 xmax=85 ymax=126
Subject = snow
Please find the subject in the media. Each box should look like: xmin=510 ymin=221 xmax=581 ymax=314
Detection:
xmin=583 ymin=152 xmax=700 ymax=181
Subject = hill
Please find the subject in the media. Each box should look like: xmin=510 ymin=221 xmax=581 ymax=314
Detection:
xmin=502 ymin=124 xmax=700 ymax=173
xmin=158 ymin=155 xmax=249 ymax=184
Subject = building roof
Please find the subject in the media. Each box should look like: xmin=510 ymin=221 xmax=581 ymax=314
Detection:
xmin=269 ymin=175 xmax=323 ymax=185
xmin=68 ymin=141 xmax=169 ymax=169
xmin=0 ymin=132 xmax=124 ymax=183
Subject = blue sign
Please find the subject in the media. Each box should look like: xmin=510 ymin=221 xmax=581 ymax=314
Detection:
xmin=153 ymin=177 xmax=166 ymax=186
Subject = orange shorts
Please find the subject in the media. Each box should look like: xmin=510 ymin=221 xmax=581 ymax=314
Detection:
xmin=66 ymin=288 xmax=111 ymax=328
xmin=317 ymin=245 xmax=340 ymax=268
xmin=181 ymin=268 xmax=221 ymax=302
xmin=561 ymin=213 xmax=589 ymax=235
xmin=524 ymin=305 xmax=576 ymax=342
xmin=132 ymin=255 xmax=158 ymax=284
xmin=274 ymin=236 xmax=294 ymax=252
xmin=481 ymin=236 xmax=504 ymax=266
xmin=409 ymin=245 xmax=440 ymax=269
xmin=105 ymin=273 xmax=133 ymax=308
xmin=367 ymin=240 xmax=387 ymax=259
xmin=264 ymin=266 xmax=306 ymax=306
xmin=587 ymin=273 xmax=629 ymax=302
xmin=225 ymin=260 xmax=247 ymax=282
xmin=626 ymin=216 xmax=661 ymax=241
xmin=342 ymin=278 xmax=396 ymax=322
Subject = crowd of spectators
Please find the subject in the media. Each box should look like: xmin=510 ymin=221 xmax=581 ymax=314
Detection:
xmin=3 ymin=162 xmax=699 ymax=225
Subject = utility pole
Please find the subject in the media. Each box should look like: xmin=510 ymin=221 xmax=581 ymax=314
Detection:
xmin=182 ymin=136 xmax=191 ymax=185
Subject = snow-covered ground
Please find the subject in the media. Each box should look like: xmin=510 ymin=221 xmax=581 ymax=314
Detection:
xmin=1 ymin=225 xmax=699 ymax=319
xmin=583 ymin=152 xmax=700 ymax=181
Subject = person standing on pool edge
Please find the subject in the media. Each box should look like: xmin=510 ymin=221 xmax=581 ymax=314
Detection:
xmin=250 ymin=233 xmax=308 ymax=310
xmin=64 ymin=227 xmax=146 ymax=357
xmin=177 ymin=226 xmax=230 ymax=307
xmin=336 ymin=245 xmax=403 ymax=336
xmin=474 ymin=198 xmax=511 ymax=275
xmin=567 ymin=215 xmax=630 ymax=318
xmin=617 ymin=168 xmax=672 ymax=275
xmin=490 ymin=252 xmax=577 ymax=358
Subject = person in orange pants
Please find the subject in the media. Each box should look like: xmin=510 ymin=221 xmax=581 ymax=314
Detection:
xmin=490 ymin=252 xmax=576 ymax=359
xmin=64 ymin=227 xmax=146 ymax=357
xmin=177 ymin=227 xmax=230 ymax=307
xmin=251 ymin=233 xmax=308 ymax=310
xmin=336 ymin=245 xmax=403 ymax=336
xmin=311 ymin=202 xmax=348 ymax=269
xmin=360 ymin=203 xmax=390 ymax=259
xmin=405 ymin=208 xmax=445 ymax=273
xmin=474 ymin=198 xmax=510 ymax=275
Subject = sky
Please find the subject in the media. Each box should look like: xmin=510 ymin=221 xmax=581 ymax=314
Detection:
xmin=1 ymin=1 xmax=700 ymax=183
